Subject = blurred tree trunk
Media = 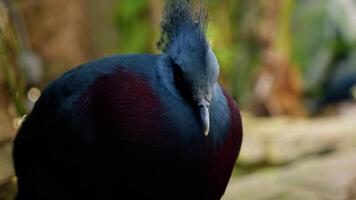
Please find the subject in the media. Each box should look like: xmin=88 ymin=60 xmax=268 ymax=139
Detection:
xmin=18 ymin=0 xmax=96 ymax=84
xmin=149 ymin=0 xmax=163 ymax=52
xmin=0 ymin=2 xmax=22 ymax=198
xmin=252 ymin=0 xmax=305 ymax=116
xmin=0 ymin=1 xmax=26 ymax=116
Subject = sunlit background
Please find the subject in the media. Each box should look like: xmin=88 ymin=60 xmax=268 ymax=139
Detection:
xmin=1 ymin=0 xmax=356 ymax=199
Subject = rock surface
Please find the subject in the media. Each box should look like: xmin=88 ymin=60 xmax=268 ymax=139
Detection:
xmin=239 ymin=115 xmax=356 ymax=166
xmin=0 ymin=143 xmax=13 ymax=186
xmin=223 ymin=149 xmax=356 ymax=200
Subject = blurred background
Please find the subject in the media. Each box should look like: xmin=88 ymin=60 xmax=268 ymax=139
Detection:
xmin=0 ymin=0 xmax=356 ymax=199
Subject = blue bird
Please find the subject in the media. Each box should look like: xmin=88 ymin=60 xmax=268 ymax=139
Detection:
xmin=307 ymin=64 xmax=356 ymax=114
xmin=13 ymin=1 xmax=243 ymax=200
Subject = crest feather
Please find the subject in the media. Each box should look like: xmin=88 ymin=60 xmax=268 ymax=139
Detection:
xmin=157 ymin=0 xmax=208 ymax=52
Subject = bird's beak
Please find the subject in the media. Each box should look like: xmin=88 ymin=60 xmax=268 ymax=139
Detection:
xmin=198 ymin=99 xmax=210 ymax=136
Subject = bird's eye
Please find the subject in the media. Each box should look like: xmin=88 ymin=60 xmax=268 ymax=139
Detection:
xmin=172 ymin=62 xmax=184 ymax=83
xmin=171 ymin=60 xmax=192 ymax=101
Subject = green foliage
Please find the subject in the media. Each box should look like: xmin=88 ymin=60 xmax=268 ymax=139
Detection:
xmin=114 ymin=0 xmax=152 ymax=53
xmin=291 ymin=0 xmax=328 ymax=74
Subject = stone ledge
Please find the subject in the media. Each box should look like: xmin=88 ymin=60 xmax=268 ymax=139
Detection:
xmin=224 ymin=149 xmax=356 ymax=200
xmin=239 ymin=115 xmax=356 ymax=166
xmin=0 ymin=142 xmax=14 ymax=186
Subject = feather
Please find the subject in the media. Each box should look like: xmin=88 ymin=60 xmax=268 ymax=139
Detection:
xmin=157 ymin=0 xmax=208 ymax=52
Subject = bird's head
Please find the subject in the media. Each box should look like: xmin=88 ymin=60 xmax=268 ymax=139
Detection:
xmin=158 ymin=0 xmax=219 ymax=136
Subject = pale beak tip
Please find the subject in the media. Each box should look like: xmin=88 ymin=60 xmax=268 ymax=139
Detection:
xmin=204 ymin=128 xmax=209 ymax=136
xmin=198 ymin=99 xmax=210 ymax=137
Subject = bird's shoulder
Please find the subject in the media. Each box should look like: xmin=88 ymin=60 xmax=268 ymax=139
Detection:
xmin=36 ymin=54 xmax=162 ymax=113
xmin=219 ymin=88 xmax=243 ymax=154
xmin=208 ymin=84 xmax=242 ymax=155
xmin=205 ymin=86 xmax=243 ymax=197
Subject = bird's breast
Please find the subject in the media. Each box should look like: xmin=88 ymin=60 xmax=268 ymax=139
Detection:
xmin=86 ymin=66 xmax=226 ymax=157
xmin=77 ymin=65 xmax=241 ymax=199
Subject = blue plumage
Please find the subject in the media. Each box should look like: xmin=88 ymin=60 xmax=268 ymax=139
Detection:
xmin=13 ymin=1 xmax=242 ymax=200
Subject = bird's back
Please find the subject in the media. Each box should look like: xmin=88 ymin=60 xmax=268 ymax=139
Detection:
xmin=13 ymin=54 xmax=164 ymax=199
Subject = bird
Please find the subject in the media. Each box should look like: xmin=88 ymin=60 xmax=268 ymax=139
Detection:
xmin=13 ymin=1 xmax=243 ymax=200
xmin=306 ymin=64 xmax=356 ymax=114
